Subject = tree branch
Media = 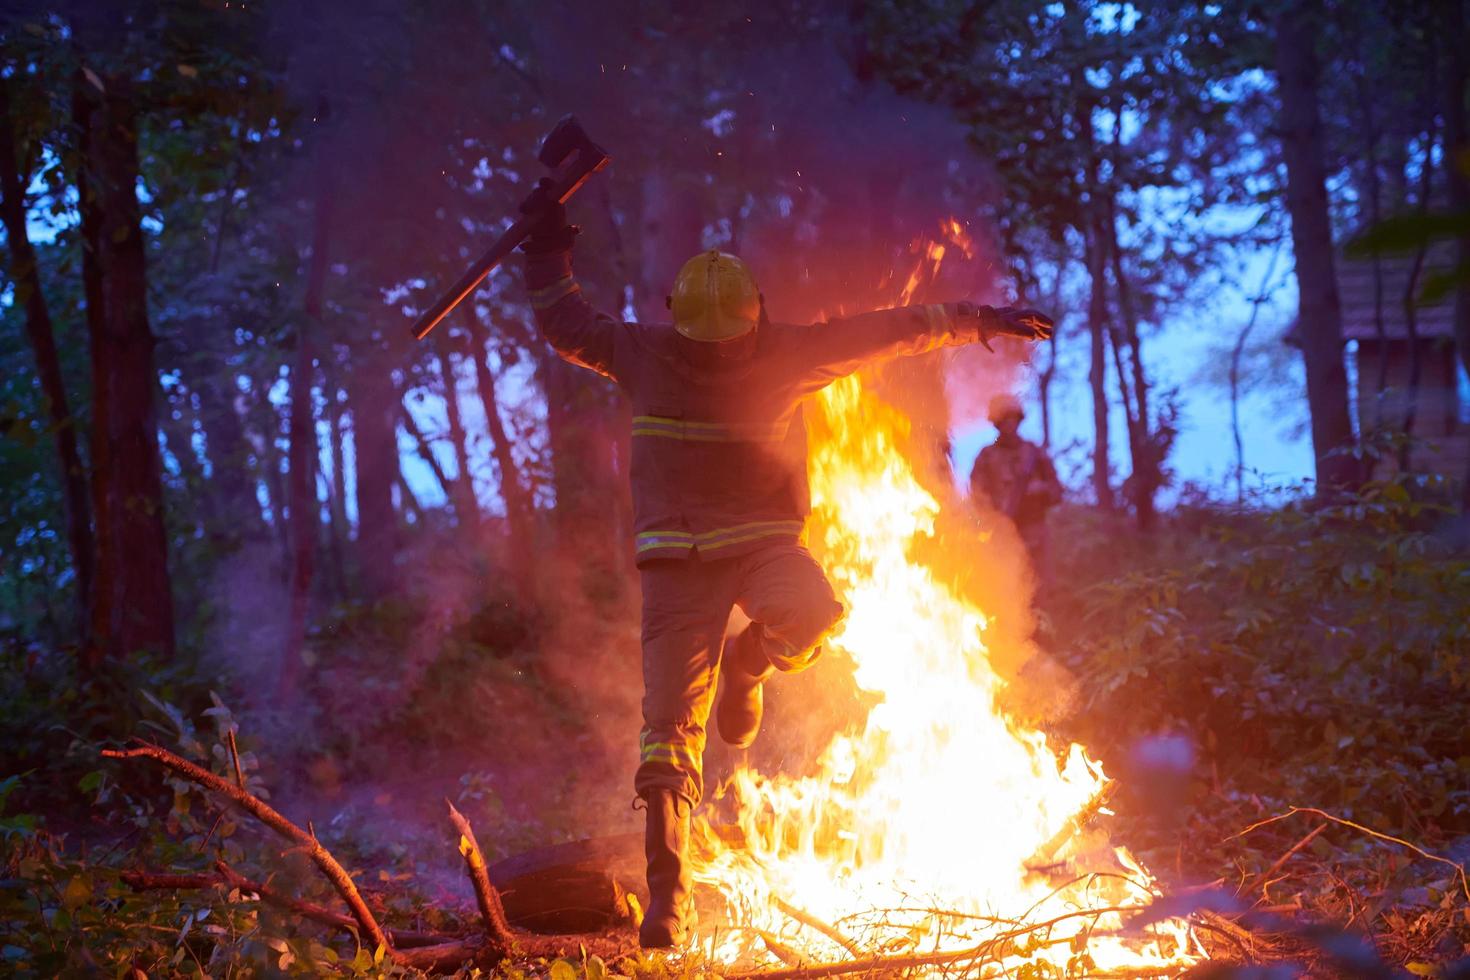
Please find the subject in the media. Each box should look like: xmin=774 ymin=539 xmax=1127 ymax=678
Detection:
xmin=445 ymin=799 xmax=515 ymax=952
xmin=102 ymin=741 xmax=391 ymax=952
xmin=119 ymin=861 xmax=458 ymax=949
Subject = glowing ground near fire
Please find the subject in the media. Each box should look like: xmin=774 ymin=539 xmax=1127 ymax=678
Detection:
xmin=683 ymin=230 xmax=1205 ymax=976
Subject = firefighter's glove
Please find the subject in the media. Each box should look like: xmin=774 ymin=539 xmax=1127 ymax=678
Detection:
xmin=519 ymin=177 xmax=579 ymax=255
xmin=951 ymin=302 xmax=1054 ymax=348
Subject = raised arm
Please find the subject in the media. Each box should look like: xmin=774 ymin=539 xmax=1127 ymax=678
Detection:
xmin=789 ymin=302 xmax=1053 ymax=385
xmin=520 ymin=186 xmax=621 ymax=380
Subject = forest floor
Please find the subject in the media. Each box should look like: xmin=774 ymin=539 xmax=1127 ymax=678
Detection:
xmin=2 ymin=482 xmax=1469 ymax=977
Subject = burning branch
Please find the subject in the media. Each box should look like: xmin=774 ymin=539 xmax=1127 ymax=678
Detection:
xmin=1026 ymin=781 xmax=1118 ymax=871
xmin=771 ymin=896 xmax=862 ymax=957
xmin=722 ymin=905 xmax=1160 ymax=980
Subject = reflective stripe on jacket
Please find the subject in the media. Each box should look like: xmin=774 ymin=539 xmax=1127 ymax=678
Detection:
xmin=525 ymin=245 xmax=983 ymax=565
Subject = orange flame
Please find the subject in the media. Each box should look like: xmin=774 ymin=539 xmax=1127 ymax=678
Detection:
xmin=688 ymin=221 xmax=1202 ymax=976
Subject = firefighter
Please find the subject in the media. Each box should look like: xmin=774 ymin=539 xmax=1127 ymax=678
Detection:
xmin=969 ymin=393 xmax=1063 ymax=582
xmin=520 ymin=195 xmax=1053 ymax=948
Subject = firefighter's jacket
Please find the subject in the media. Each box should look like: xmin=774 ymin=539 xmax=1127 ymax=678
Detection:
xmin=526 ymin=245 xmax=986 ymax=565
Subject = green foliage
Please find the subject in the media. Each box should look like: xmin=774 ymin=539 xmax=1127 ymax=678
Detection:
xmin=1052 ymin=477 xmax=1470 ymax=851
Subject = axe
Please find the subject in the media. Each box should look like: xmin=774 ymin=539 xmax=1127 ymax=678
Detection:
xmin=410 ymin=115 xmax=610 ymax=341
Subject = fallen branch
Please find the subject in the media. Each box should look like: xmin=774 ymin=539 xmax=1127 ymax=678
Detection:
xmin=771 ymin=896 xmax=862 ymax=957
xmin=102 ymin=741 xmax=390 ymax=952
xmin=723 ymin=904 xmax=1152 ymax=980
xmin=104 ymin=740 xmax=637 ymax=971
xmin=120 ymin=862 xmax=458 ymax=948
xmin=1229 ymin=806 xmax=1470 ymax=905
xmin=445 ymin=798 xmax=515 ymax=952
xmin=1255 ymin=822 xmax=1328 ymax=900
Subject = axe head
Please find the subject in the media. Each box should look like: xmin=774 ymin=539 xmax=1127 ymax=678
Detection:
xmin=536 ymin=115 xmax=610 ymax=203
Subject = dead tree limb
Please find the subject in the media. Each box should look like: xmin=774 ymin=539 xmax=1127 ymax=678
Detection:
xmin=105 ymin=741 xmax=636 ymax=971
xmin=445 ymin=799 xmax=515 ymax=952
xmin=119 ymin=862 xmax=457 ymax=949
xmin=102 ymin=741 xmax=391 ymax=952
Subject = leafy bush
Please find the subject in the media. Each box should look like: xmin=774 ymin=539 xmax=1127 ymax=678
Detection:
xmin=1049 ymin=478 xmax=1470 ymax=905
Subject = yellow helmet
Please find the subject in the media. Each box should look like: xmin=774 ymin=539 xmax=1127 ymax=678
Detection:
xmin=987 ymin=393 xmax=1025 ymax=423
xmin=669 ymin=250 xmax=761 ymax=342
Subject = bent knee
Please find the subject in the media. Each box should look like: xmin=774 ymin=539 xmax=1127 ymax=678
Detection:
xmin=767 ymin=598 xmax=845 ymax=672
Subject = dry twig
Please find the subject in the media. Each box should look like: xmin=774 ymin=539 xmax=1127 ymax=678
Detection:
xmin=772 ymin=896 xmax=863 ymax=957
xmin=445 ymin=798 xmax=515 ymax=951
xmin=102 ymin=741 xmax=391 ymax=951
xmin=120 ymin=861 xmax=456 ymax=948
xmin=104 ymin=740 xmax=636 ymax=972
xmin=1229 ymin=806 xmax=1470 ymax=905
xmin=723 ymin=904 xmax=1152 ymax=980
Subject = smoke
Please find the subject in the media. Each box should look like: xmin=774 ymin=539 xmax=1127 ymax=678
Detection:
xmin=186 ymin=0 xmax=1073 ymax=875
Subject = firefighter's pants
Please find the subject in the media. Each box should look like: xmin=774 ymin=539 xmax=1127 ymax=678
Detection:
xmin=635 ymin=543 xmax=845 ymax=804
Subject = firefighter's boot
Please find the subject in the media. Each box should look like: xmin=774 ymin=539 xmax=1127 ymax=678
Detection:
xmin=639 ymin=788 xmax=694 ymax=948
xmin=716 ymin=624 xmax=776 ymax=749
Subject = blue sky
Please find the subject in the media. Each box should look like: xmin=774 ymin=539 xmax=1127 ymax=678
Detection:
xmin=949 ymin=241 xmax=1314 ymax=504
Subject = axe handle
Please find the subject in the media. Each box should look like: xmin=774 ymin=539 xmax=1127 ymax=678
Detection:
xmin=411 ymin=151 xmax=609 ymax=342
xmin=409 ymin=213 xmax=536 ymax=341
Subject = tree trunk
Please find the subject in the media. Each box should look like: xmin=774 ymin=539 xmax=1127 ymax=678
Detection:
xmin=194 ymin=357 xmax=261 ymax=545
xmin=435 ymin=347 xmax=481 ymax=530
xmin=0 ymin=76 xmax=95 ymax=635
xmin=466 ymin=310 xmax=536 ymax=602
xmin=323 ymin=372 xmax=349 ymax=599
xmin=1274 ymin=1 xmax=1360 ymax=495
xmin=1352 ymin=58 xmax=1391 ymax=404
xmin=279 ymin=159 xmax=332 ymax=699
xmin=1438 ymin=0 xmax=1470 ymax=510
xmin=246 ymin=370 xmax=291 ymax=564
xmin=1232 ymin=246 xmax=1285 ymax=503
xmin=75 ymin=69 xmax=175 ymax=665
xmin=1398 ymin=117 xmax=1437 ymax=474
xmin=1083 ymin=222 xmax=1113 ymax=510
xmin=348 ymin=347 xmax=400 ymax=598
xmin=400 ymin=402 xmax=453 ymax=503
xmin=1105 ymin=204 xmax=1156 ymax=531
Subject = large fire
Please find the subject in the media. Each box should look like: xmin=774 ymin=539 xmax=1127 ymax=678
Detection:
xmin=685 ymin=225 xmax=1204 ymax=976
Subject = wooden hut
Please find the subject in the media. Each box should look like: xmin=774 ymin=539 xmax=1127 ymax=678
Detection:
xmin=1317 ymin=243 xmax=1469 ymax=479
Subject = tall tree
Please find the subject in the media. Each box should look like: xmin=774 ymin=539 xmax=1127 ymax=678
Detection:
xmin=1273 ymin=0 xmax=1360 ymax=494
xmin=74 ymin=66 xmax=175 ymax=664
xmin=0 ymin=75 xmax=95 ymax=630
xmin=279 ymin=145 xmax=332 ymax=698
xmin=347 ymin=342 xmax=400 ymax=598
xmin=466 ymin=308 xmax=536 ymax=601
xmin=1439 ymin=0 xmax=1470 ymax=509
xmin=435 ymin=346 xmax=481 ymax=531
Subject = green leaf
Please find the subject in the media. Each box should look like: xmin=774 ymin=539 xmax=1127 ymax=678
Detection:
xmin=549 ymin=958 xmax=578 ymax=980
xmin=61 ymin=875 xmax=91 ymax=912
xmin=1418 ymin=261 xmax=1470 ymax=304
xmin=1346 ymin=211 xmax=1470 ymax=257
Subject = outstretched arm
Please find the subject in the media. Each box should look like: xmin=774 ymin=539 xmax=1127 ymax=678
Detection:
xmin=520 ymin=185 xmax=621 ymax=380
xmin=790 ymin=303 xmax=1053 ymax=385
